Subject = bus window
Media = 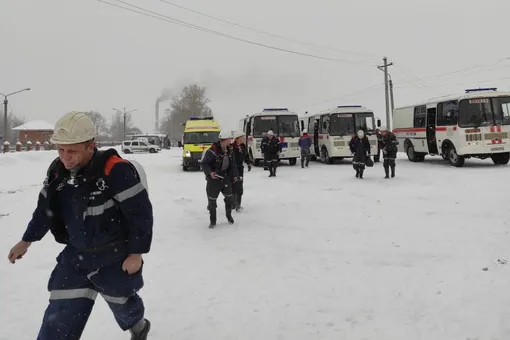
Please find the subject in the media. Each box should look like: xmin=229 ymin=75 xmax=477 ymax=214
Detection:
xmin=414 ymin=106 xmax=426 ymax=128
xmin=354 ymin=113 xmax=375 ymax=133
xmin=437 ymin=100 xmax=459 ymax=126
xmin=278 ymin=115 xmax=300 ymax=137
xmin=253 ymin=116 xmax=277 ymax=137
xmin=308 ymin=119 xmax=315 ymax=134
xmin=329 ymin=114 xmax=354 ymax=136
xmin=492 ymin=97 xmax=510 ymax=125
xmin=459 ymin=98 xmax=493 ymax=128
xmin=320 ymin=115 xmax=330 ymax=134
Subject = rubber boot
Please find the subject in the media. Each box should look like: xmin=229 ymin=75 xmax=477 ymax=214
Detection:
xmin=384 ymin=165 xmax=389 ymax=179
xmin=226 ymin=203 xmax=234 ymax=224
xmin=359 ymin=167 xmax=364 ymax=179
xmin=355 ymin=167 xmax=360 ymax=178
xmin=236 ymin=195 xmax=243 ymax=212
xmin=130 ymin=319 xmax=151 ymax=340
xmin=391 ymin=165 xmax=395 ymax=178
xmin=208 ymin=208 xmax=217 ymax=229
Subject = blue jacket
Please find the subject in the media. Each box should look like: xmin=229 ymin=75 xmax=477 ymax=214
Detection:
xmin=22 ymin=149 xmax=153 ymax=263
xmin=298 ymin=134 xmax=313 ymax=150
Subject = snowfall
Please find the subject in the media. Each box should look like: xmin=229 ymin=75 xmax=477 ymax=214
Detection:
xmin=1 ymin=147 xmax=510 ymax=340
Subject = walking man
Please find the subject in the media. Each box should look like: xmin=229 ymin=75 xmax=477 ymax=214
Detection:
xmin=349 ymin=129 xmax=371 ymax=179
xmin=298 ymin=129 xmax=313 ymax=168
xmin=261 ymin=130 xmax=281 ymax=177
xmin=379 ymin=126 xmax=399 ymax=178
xmin=7 ymin=111 xmax=153 ymax=340
xmin=202 ymin=130 xmax=238 ymax=228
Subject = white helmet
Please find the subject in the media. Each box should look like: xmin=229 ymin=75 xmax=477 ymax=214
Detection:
xmin=357 ymin=130 xmax=364 ymax=138
xmin=50 ymin=111 xmax=96 ymax=145
xmin=267 ymin=130 xmax=274 ymax=136
xmin=219 ymin=130 xmax=232 ymax=140
xmin=379 ymin=126 xmax=388 ymax=132
xmin=302 ymin=129 xmax=308 ymax=134
xmin=232 ymin=130 xmax=245 ymax=139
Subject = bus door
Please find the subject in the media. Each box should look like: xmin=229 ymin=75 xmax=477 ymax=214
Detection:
xmin=426 ymin=107 xmax=439 ymax=154
xmin=313 ymin=119 xmax=320 ymax=156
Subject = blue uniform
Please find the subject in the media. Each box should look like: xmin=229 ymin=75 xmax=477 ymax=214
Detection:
xmin=22 ymin=149 xmax=153 ymax=339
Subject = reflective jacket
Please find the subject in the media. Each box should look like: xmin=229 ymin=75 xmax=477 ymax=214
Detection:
xmin=22 ymin=149 xmax=153 ymax=260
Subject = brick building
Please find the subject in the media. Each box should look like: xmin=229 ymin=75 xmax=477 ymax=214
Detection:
xmin=12 ymin=120 xmax=54 ymax=144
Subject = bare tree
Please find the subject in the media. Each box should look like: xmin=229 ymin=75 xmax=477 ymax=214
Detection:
xmin=108 ymin=112 xmax=142 ymax=141
xmin=85 ymin=111 xmax=108 ymax=140
xmin=0 ymin=108 xmax=26 ymax=142
xmin=160 ymin=84 xmax=212 ymax=140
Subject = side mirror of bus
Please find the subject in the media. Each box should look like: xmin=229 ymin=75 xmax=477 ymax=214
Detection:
xmin=377 ymin=119 xmax=381 ymax=127
xmin=178 ymin=141 xmax=183 ymax=148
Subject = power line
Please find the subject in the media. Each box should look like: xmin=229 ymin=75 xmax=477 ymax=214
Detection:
xmin=97 ymin=0 xmax=371 ymax=65
xmin=294 ymin=83 xmax=383 ymax=110
xmin=156 ymin=0 xmax=381 ymax=60
xmin=395 ymin=74 xmax=510 ymax=90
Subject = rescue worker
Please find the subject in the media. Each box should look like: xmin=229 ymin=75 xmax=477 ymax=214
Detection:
xmin=7 ymin=112 xmax=153 ymax=340
xmin=298 ymin=129 xmax=313 ymax=168
xmin=349 ymin=129 xmax=371 ymax=179
xmin=261 ymin=130 xmax=281 ymax=177
xmin=232 ymin=130 xmax=252 ymax=212
xmin=202 ymin=130 xmax=238 ymax=228
xmin=379 ymin=126 xmax=399 ymax=178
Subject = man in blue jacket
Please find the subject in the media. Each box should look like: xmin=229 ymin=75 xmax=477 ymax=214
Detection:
xmin=7 ymin=112 xmax=153 ymax=340
xmin=298 ymin=129 xmax=313 ymax=168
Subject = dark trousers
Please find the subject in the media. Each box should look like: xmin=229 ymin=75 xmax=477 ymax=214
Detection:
xmin=383 ymin=158 xmax=396 ymax=177
xmin=301 ymin=149 xmax=310 ymax=167
xmin=37 ymin=252 xmax=144 ymax=339
xmin=233 ymin=167 xmax=244 ymax=207
xmin=265 ymin=154 xmax=278 ymax=176
xmin=352 ymin=162 xmax=366 ymax=178
xmin=206 ymin=178 xmax=235 ymax=223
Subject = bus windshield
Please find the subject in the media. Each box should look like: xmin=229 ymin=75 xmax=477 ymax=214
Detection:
xmin=278 ymin=115 xmax=300 ymax=137
xmin=355 ymin=113 xmax=375 ymax=133
xmin=459 ymin=97 xmax=510 ymax=127
xmin=329 ymin=114 xmax=355 ymax=136
xmin=253 ymin=115 xmax=300 ymax=137
xmin=253 ymin=116 xmax=278 ymax=137
xmin=183 ymin=131 xmax=219 ymax=144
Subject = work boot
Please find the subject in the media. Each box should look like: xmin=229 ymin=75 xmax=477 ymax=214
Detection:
xmin=391 ymin=166 xmax=395 ymax=178
xmin=226 ymin=204 xmax=234 ymax=224
xmin=359 ymin=168 xmax=364 ymax=179
xmin=130 ymin=319 xmax=151 ymax=340
xmin=384 ymin=166 xmax=389 ymax=179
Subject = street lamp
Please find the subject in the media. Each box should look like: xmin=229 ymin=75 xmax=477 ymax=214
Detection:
xmin=113 ymin=107 xmax=137 ymax=141
xmin=0 ymin=88 xmax=31 ymax=142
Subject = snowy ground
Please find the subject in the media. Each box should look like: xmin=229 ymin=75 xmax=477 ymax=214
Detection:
xmin=1 ymin=148 xmax=510 ymax=340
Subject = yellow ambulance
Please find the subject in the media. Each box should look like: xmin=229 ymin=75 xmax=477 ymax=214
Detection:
xmin=178 ymin=116 xmax=221 ymax=171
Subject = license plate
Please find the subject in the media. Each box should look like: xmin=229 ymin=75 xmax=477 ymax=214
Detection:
xmin=491 ymin=147 xmax=504 ymax=151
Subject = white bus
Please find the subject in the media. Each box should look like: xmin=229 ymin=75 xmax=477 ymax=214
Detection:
xmin=299 ymin=105 xmax=380 ymax=164
xmin=393 ymin=88 xmax=510 ymax=167
xmin=239 ymin=108 xmax=301 ymax=166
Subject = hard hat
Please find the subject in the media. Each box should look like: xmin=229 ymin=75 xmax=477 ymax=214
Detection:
xmin=379 ymin=126 xmax=388 ymax=132
xmin=219 ymin=130 xmax=232 ymax=140
xmin=232 ymin=130 xmax=245 ymax=139
xmin=357 ymin=130 xmax=364 ymax=138
xmin=50 ymin=111 xmax=96 ymax=145
xmin=302 ymin=129 xmax=308 ymax=134
xmin=267 ymin=130 xmax=274 ymax=136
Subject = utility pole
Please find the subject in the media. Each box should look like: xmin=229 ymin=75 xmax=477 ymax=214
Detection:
xmin=377 ymin=58 xmax=393 ymax=130
xmin=0 ymin=88 xmax=31 ymax=142
xmin=389 ymin=76 xmax=395 ymax=115
xmin=113 ymin=107 xmax=137 ymax=141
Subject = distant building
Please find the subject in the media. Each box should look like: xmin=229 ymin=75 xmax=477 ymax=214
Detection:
xmin=12 ymin=120 xmax=54 ymax=144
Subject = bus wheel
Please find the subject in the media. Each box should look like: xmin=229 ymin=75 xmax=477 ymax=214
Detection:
xmin=321 ymin=148 xmax=333 ymax=164
xmin=447 ymin=147 xmax=465 ymax=167
xmin=183 ymin=165 xmax=189 ymax=172
xmin=289 ymin=158 xmax=297 ymax=166
xmin=406 ymin=144 xmax=418 ymax=162
xmin=491 ymin=152 xmax=510 ymax=165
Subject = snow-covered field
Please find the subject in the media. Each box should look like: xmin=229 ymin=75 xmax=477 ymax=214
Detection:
xmin=1 ymin=148 xmax=510 ymax=340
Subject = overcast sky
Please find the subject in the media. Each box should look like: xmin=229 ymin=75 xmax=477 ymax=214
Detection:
xmin=1 ymin=0 xmax=509 ymax=132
